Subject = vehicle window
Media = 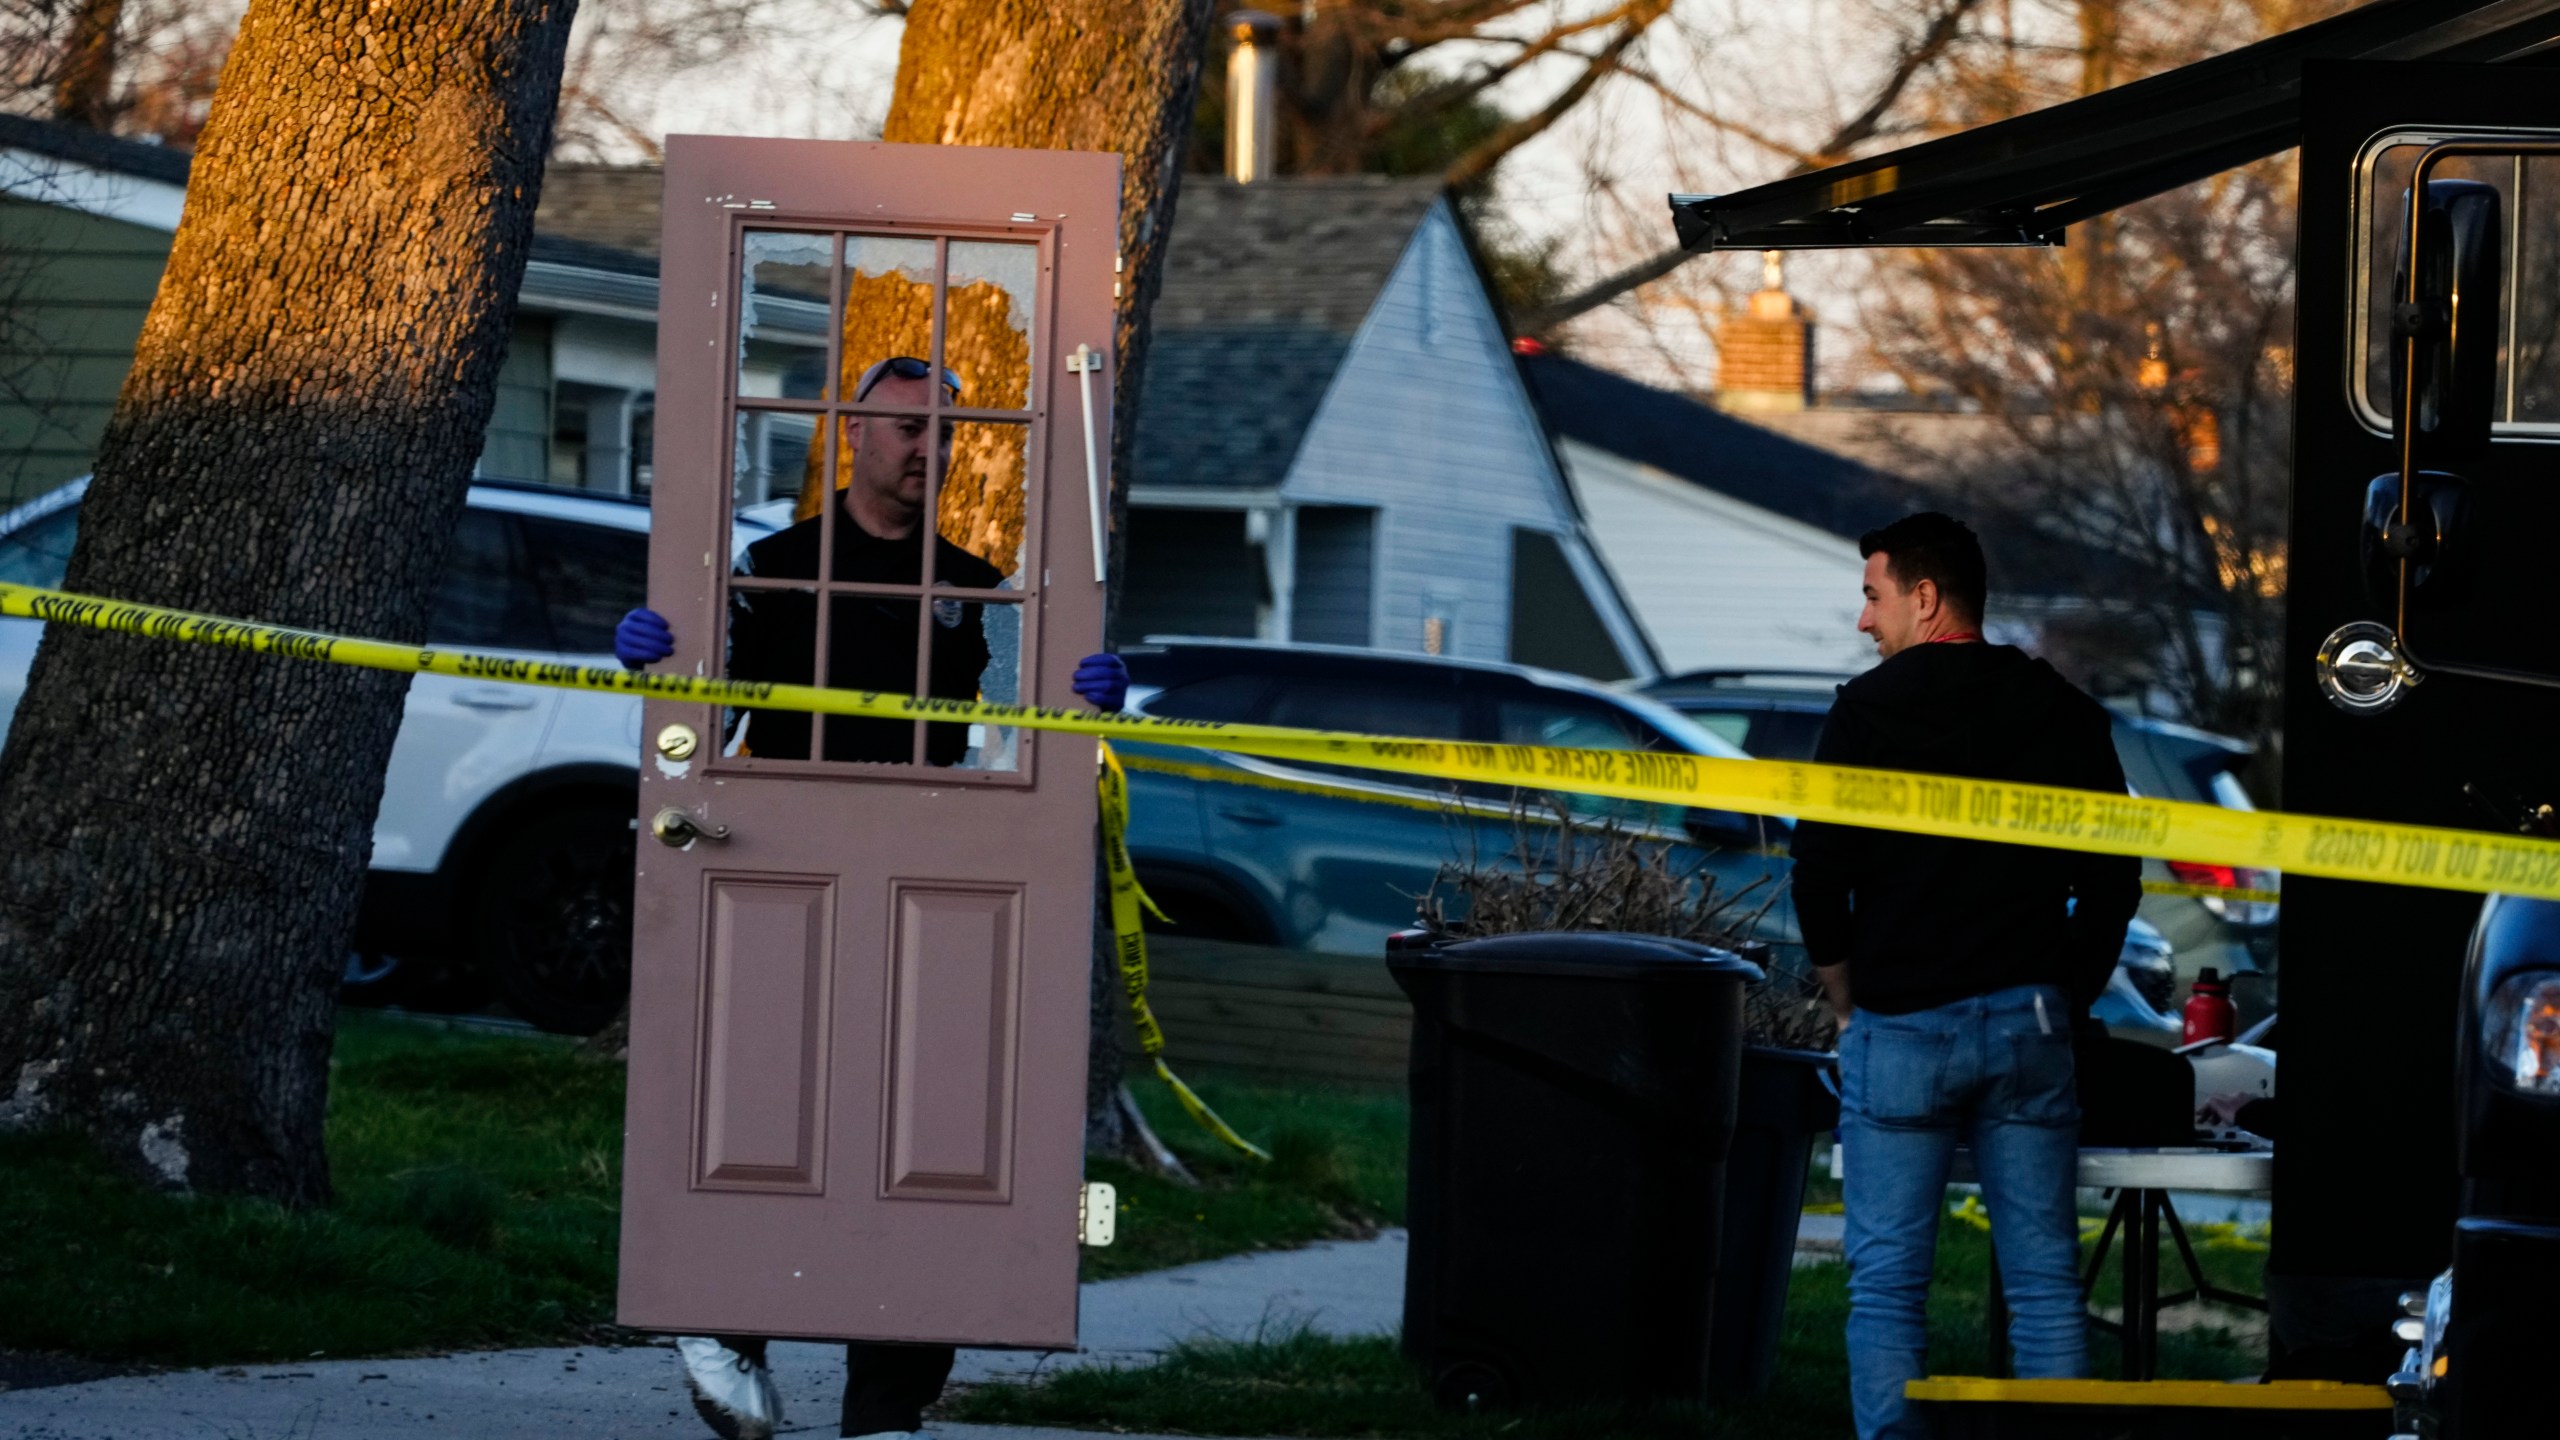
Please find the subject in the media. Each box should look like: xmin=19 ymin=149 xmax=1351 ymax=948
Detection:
xmin=2357 ymin=141 xmax=2560 ymax=431
xmin=1746 ymin=710 xmax=1829 ymax=762
xmin=1681 ymin=707 xmax=1755 ymax=751
xmin=519 ymin=516 xmax=649 ymax=654
xmin=1493 ymin=696 xmax=1678 ymax=829
xmin=1497 ymin=697 xmax=1642 ymax=750
xmin=1265 ymin=680 xmax=1467 ymax=739
xmin=1141 ymin=673 xmax=1271 ymax=724
xmin=0 ymin=505 xmax=79 ymax=589
xmin=428 ymin=510 xmax=553 ymax=651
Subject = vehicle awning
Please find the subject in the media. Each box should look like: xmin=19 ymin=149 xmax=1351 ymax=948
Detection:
xmin=1669 ymin=0 xmax=2560 ymax=252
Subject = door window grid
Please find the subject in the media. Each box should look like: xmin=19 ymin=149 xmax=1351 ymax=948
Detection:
xmin=722 ymin=225 xmax=1046 ymax=777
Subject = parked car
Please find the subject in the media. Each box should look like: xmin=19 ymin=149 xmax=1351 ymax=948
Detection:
xmin=1118 ymin=640 xmax=1797 ymax=957
xmin=1638 ymin=667 xmax=2281 ymax=1012
xmin=0 ymin=477 xmax=779 ymax=1034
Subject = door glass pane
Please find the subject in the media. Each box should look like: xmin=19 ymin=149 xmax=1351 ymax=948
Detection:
xmin=2363 ymin=146 xmax=2512 ymax=422
xmin=2516 ymin=156 xmax=2560 ymax=424
xmin=519 ymin=517 xmax=650 ymax=654
xmin=944 ymin=241 xmax=1038 ymax=413
xmin=733 ymin=411 xmax=825 ymax=514
xmin=825 ymin=409 xmax=945 ymax=581
xmin=940 ymin=420 xmax=1029 ymax=587
xmin=942 ymin=595 xmax=1023 ymax=773
xmin=837 ymin=234 xmax=940 ymax=398
xmin=825 ymin=593 xmax=929 ymax=764
xmin=428 ymin=510 xmax=550 ymax=650
xmin=722 ymin=582 xmax=819 ymax=758
xmin=740 ymin=231 xmax=831 ymax=401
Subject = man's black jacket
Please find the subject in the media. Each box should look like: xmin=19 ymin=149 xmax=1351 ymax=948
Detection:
xmin=726 ymin=512 xmax=1001 ymax=764
xmin=1790 ymin=641 xmax=2141 ymax=1015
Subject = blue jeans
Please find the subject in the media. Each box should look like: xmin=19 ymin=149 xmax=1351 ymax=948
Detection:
xmin=1839 ymin=983 xmax=2088 ymax=1439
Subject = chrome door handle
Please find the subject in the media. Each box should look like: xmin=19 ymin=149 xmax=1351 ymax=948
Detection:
xmin=453 ymin=685 xmax=539 ymax=711
xmin=1217 ymin=805 xmax=1284 ymax=827
xmin=651 ymin=807 xmax=730 ymax=847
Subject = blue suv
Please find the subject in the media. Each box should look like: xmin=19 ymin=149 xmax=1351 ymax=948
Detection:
xmin=1114 ymin=641 xmax=1797 ymax=956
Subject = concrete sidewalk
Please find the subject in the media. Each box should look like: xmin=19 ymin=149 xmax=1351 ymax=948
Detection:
xmin=0 ymin=1232 xmax=1409 ymax=1439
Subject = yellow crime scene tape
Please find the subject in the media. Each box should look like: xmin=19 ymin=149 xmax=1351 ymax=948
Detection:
xmin=5 ymin=580 xmax=2549 ymax=900
xmin=7 ymin=578 xmax=2530 ymax=1159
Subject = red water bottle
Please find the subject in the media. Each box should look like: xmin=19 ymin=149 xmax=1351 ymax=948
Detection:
xmin=2183 ymin=967 xmax=2237 ymax=1046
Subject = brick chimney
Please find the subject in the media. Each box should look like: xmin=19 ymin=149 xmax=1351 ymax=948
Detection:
xmin=1714 ymin=250 xmax=1816 ymax=412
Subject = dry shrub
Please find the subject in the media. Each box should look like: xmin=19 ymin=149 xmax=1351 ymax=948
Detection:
xmin=1414 ymin=799 xmax=1835 ymax=1052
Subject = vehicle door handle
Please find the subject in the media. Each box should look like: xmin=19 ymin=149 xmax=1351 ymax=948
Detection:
xmin=651 ymin=807 xmax=730 ymax=847
xmin=453 ymin=685 xmax=539 ymax=712
xmin=1217 ymin=804 xmax=1284 ymax=827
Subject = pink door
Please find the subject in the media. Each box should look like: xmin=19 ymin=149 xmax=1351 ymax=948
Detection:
xmin=617 ymin=137 xmax=1118 ymax=1349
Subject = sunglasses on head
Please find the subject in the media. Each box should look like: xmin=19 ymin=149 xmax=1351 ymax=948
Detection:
xmin=854 ymin=356 xmax=964 ymax=401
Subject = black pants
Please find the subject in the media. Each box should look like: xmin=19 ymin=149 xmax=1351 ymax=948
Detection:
xmin=714 ymin=1336 xmax=955 ymax=1436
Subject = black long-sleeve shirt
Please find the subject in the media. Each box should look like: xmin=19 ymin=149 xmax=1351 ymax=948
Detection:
xmin=1791 ymin=641 xmax=2141 ymax=1015
xmin=726 ymin=513 xmax=1002 ymax=764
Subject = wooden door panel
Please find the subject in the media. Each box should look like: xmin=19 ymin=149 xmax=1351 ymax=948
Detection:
xmin=694 ymin=876 xmax=836 ymax=1192
xmin=883 ymin=881 xmax=1022 ymax=1200
xmin=620 ymin=137 xmax=1116 ymax=1351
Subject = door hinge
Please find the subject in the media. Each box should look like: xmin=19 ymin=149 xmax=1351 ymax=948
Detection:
xmin=1079 ymin=1181 xmax=1117 ymax=1247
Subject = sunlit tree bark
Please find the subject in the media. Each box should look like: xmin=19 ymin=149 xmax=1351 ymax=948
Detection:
xmin=0 ymin=0 xmax=578 ymax=1203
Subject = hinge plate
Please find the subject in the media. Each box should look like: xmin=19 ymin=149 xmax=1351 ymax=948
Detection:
xmin=1079 ymin=1181 xmax=1116 ymax=1247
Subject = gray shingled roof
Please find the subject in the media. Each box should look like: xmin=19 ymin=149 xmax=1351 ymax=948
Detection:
xmin=1132 ymin=176 xmax=1444 ymax=491
xmin=0 ymin=111 xmax=191 ymax=185
xmin=533 ymin=163 xmax=664 ymax=258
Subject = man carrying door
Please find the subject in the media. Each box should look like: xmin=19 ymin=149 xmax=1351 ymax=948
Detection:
xmin=1790 ymin=511 xmax=2139 ymax=1440
xmin=616 ymin=355 xmax=1130 ymax=1440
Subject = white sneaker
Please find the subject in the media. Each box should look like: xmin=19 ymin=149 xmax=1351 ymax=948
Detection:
xmin=675 ymin=1336 xmax=784 ymax=1440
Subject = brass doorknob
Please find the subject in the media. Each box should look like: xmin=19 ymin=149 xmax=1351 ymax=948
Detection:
xmin=651 ymin=807 xmax=731 ymax=847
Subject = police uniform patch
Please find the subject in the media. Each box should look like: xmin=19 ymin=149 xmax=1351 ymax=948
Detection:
xmin=933 ymin=599 xmax=967 ymax=629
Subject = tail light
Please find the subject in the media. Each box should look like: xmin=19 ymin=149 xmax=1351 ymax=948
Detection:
xmin=2165 ymin=861 xmax=2279 ymax=926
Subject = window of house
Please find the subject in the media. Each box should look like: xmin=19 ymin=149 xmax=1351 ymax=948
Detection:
xmin=2355 ymin=135 xmax=2560 ymax=435
xmin=0 ymin=504 xmax=79 ymax=589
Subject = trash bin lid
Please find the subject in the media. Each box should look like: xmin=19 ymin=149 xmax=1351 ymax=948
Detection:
xmin=1392 ymin=931 xmax=1764 ymax=981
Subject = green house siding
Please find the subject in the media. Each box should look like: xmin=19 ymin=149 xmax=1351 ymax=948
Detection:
xmin=0 ymin=200 xmax=172 ymax=507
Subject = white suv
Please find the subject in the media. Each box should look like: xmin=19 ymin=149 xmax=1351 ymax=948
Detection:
xmin=0 ymin=478 xmax=774 ymax=1033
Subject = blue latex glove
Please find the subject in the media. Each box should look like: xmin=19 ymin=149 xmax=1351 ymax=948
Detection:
xmin=1072 ymin=652 xmax=1129 ymax=711
xmin=615 ymin=607 xmax=675 ymax=670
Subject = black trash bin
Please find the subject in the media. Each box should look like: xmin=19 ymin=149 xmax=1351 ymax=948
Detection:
xmin=1387 ymin=930 xmax=1762 ymax=1411
xmin=1707 ymin=1044 xmax=1841 ymax=1396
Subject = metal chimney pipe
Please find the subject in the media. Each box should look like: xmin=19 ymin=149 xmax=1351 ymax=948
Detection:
xmin=1225 ymin=10 xmax=1282 ymax=184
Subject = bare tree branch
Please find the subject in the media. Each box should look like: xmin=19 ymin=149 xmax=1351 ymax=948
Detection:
xmin=1516 ymin=0 xmax=1990 ymax=334
xmin=1441 ymin=0 xmax=1669 ymax=193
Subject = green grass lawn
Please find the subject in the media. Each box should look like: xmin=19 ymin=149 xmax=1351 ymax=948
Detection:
xmin=949 ymin=1213 xmax=2269 ymax=1439
xmin=0 ymin=1017 xmax=1409 ymax=1366
xmin=0 ymin=1012 xmax=626 ymax=1366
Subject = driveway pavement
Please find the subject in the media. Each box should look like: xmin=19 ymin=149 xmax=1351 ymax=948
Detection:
xmin=0 ymin=1232 xmax=1409 ymax=1439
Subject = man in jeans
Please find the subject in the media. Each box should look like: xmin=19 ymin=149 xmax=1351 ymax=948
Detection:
xmin=1792 ymin=512 xmax=2139 ymax=1439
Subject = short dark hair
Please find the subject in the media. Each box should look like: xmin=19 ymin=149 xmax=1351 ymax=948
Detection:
xmin=1858 ymin=511 xmax=1987 ymax=621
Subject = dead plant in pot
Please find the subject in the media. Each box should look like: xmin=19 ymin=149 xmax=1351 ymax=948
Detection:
xmin=1411 ymin=797 xmax=1834 ymax=1052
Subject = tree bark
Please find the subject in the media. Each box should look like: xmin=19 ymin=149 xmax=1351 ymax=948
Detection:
xmin=50 ymin=0 xmax=125 ymax=130
xmin=0 ymin=0 xmax=579 ymax=1204
xmin=877 ymin=0 xmax=1218 ymax=1157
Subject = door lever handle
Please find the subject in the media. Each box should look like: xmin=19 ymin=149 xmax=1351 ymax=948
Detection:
xmin=453 ymin=685 xmax=539 ymax=711
xmin=1217 ymin=805 xmax=1284 ymax=827
xmin=651 ymin=807 xmax=730 ymax=847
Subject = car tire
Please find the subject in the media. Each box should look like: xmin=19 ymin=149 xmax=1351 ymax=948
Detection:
xmin=339 ymin=947 xmax=491 ymax=1015
xmin=475 ymin=798 xmax=636 ymax=1035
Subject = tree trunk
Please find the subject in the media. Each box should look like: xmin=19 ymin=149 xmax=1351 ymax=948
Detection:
xmin=0 ymin=0 xmax=579 ymax=1204
xmin=50 ymin=0 xmax=125 ymax=131
xmin=879 ymin=0 xmax=1218 ymax=1157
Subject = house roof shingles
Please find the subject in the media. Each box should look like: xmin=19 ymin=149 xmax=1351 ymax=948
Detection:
xmin=1132 ymin=176 xmax=1443 ymax=492
xmin=1517 ymin=351 xmax=1923 ymax=541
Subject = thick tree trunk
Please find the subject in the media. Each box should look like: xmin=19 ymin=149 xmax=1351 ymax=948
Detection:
xmin=880 ymin=0 xmax=1218 ymax=1157
xmin=0 ymin=0 xmax=579 ymax=1204
xmin=50 ymin=0 xmax=125 ymax=130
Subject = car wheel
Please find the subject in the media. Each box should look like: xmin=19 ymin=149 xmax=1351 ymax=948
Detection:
xmin=339 ymin=947 xmax=492 ymax=1014
xmin=476 ymin=799 xmax=636 ymax=1035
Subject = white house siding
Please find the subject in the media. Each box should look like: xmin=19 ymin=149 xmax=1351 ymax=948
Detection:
xmin=1280 ymin=202 xmax=1647 ymax=674
xmin=1559 ymin=436 xmax=1875 ymax=673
